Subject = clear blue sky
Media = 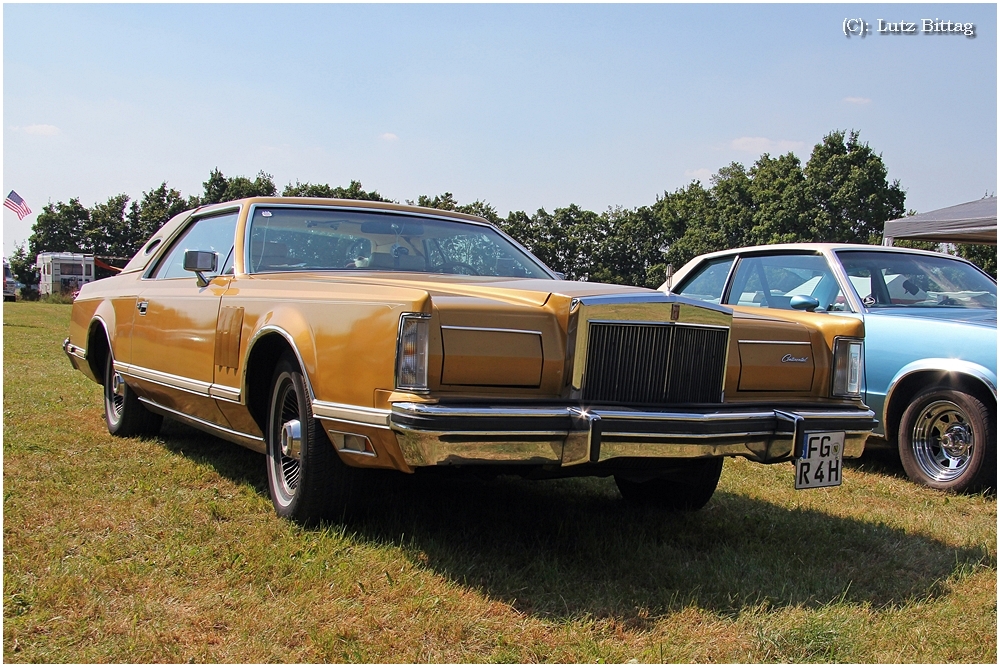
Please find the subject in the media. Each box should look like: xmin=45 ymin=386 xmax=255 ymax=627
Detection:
xmin=3 ymin=3 xmax=997 ymax=257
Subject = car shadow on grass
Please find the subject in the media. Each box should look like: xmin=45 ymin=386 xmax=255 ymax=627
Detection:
xmin=158 ymin=419 xmax=995 ymax=624
xmin=845 ymin=443 xmax=996 ymax=497
xmin=346 ymin=472 xmax=994 ymax=621
xmin=157 ymin=418 xmax=270 ymax=494
xmin=843 ymin=444 xmax=909 ymax=480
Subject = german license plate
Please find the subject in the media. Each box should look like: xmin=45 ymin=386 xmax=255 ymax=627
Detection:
xmin=794 ymin=431 xmax=844 ymax=489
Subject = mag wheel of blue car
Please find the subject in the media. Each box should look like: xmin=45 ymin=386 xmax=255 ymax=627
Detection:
xmin=266 ymin=353 xmax=351 ymax=524
xmin=614 ymin=458 xmax=724 ymax=510
xmin=103 ymin=351 xmax=162 ymax=437
xmin=899 ymin=387 xmax=996 ymax=493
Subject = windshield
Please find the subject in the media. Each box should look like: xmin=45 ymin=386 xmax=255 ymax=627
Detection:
xmin=836 ymin=250 xmax=997 ymax=310
xmin=247 ymin=207 xmax=551 ymax=278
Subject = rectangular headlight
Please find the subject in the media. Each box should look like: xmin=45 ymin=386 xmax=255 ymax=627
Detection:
xmin=832 ymin=338 xmax=863 ymax=397
xmin=396 ymin=313 xmax=430 ymax=391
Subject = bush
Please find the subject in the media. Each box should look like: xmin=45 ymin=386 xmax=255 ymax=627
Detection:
xmin=955 ymin=244 xmax=997 ymax=278
xmin=40 ymin=292 xmax=75 ymax=305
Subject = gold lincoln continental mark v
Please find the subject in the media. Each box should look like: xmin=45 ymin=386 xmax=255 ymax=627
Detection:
xmin=64 ymin=198 xmax=875 ymax=523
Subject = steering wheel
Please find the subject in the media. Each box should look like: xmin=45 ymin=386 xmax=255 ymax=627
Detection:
xmin=438 ymin=262 xmax=479 ymax=276
xmin=344 ymin=239 xmax=371 ymax=269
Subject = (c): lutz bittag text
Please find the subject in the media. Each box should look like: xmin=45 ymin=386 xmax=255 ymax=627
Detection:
xmin=843 ymin=18 xmax=976 ymax=38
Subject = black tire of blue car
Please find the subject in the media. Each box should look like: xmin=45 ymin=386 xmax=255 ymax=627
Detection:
xmin=898 ymin=386 xmax=995 ymax=493
xmin=265 ymin=352 xmax=355 ymax=524
xmin=103 ymin=351 xmax=162 ymax=437
xmin=614 ymin=458 xmax=724 ymax=510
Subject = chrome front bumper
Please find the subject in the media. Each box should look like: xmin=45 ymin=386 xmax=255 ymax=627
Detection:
xmin=391 ymin=402 xmax=876 ymax=468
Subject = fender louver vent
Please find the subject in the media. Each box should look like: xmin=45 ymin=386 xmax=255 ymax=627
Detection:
xmin=582 ymin=323 xmax=728 ymax=405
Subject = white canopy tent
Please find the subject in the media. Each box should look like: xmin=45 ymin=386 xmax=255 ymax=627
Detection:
xmin=883 ymin=196 xmax=997 ymax=246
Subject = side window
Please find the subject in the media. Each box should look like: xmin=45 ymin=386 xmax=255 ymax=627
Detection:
xmin=673 ymin=257 xmax=734 ymax=304
xmin=151 ymin=212 xmax=239 ymax=280
xmin=726 ymin=254 xmax=848 ymax=311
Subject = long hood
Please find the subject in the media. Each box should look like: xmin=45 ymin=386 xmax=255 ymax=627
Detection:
xmin=866 ymin=307 xmax=997 ymax=329
xmin=246 ymin=271 xmax=656 ymax=308
xmin=864 ymin=310 xmax=996 ymax=360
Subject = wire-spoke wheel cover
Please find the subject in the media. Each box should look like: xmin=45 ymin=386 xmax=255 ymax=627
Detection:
xmin=102 ymin=349 xmax=161 ymax=437
xmin=269 ymin=375 xmax=302 ymax=507
xmin=105 ymin=367 xmax=126 ymax=425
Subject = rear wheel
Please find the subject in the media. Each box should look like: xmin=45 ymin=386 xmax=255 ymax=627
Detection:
xmin=615 ymin=458 xmax=724 ymax=510
xmin=265 ymin=353 xmax=353 ymax=524
xmin=103 ymin=351 xmax=162 ymax=437
xmin=898 ymin=386 xmax=995 ymax=492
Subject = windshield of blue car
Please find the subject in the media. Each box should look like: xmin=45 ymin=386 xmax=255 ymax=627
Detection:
xmin=246 ymin=207 xmax=552 ymax=278
xmin=836 ymin=250 xmax=997 ymax=309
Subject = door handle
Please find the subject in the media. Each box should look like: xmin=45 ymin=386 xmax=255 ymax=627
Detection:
xmin=137 ymin=300 xmax=148 ymax=315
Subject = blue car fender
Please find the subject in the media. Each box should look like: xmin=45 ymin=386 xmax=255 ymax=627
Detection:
xmin=882 ymin=358 xmax=997 ymax=439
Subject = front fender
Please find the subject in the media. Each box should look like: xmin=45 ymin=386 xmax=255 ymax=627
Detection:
xmin=883 ymin=358 xmax=997 ymax=436
xmin=887 ymin=358 xmax=997 ymax=403
xmin=242 ymin=306 xmax=321 ymax=401
xmin=241 ymin=301 xmax=414 ymax=409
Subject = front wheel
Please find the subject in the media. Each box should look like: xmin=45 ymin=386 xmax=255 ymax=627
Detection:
xmin=103 ymin=351 xmax=162 ymax=437
xmin=898 ymin=387 xmax=995 ymax=493
xmin=266 ymin=353 xmax=354 ymax=524
xmin=615 ymin=458 xmax=724 ymax=510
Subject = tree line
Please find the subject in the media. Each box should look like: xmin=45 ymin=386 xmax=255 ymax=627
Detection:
xmin=8 ymin=171 xmax=388 ymax=287
xmin=9 ymin=130 xmax=995 ymax=288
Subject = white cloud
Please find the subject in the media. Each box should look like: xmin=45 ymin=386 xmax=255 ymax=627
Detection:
xmin=843 ymin=96 xmax=872 ymax=105
xmin=23 ymin=124 xmax=61 ymax=136
xmin=379 ymin=132 xmax=399 ymax=142
xmin=684 ymin=168 xmax=713 ymax=182
xmin=730 ymin=136 xmax=805 ymax=154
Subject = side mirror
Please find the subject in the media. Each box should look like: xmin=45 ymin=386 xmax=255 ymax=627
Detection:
xmin=183 ymin=250 xmax=218 ymax=287
xmin=789 ymin=295 xmax=820 ymax=312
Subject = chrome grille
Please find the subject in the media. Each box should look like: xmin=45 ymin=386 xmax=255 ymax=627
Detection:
xmin=582 ymin=323 xmax=728 ymax=405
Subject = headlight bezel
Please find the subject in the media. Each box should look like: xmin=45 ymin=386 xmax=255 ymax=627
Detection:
xmin=395 ymin=313 xmax=431 ymax=393
xmin=831 ymin=336 xmax=864 ymax=398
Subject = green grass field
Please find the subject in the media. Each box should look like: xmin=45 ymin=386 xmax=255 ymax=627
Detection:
xmin=3 ymin=302 xmax=996 ymax=662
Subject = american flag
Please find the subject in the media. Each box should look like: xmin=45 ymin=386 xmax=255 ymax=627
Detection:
xmin=4 ymin=190 xmax=32 ymax=220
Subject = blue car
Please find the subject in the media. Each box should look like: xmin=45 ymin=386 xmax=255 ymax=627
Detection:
xmin=666 ymin=244 xmax=997 ymax=492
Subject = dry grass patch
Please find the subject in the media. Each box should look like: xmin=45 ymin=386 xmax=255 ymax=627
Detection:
xmin=4 ymin=302 xmax=996 ymax=662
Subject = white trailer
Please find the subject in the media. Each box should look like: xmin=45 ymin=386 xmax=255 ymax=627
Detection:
xmin=36 ymin=252 xmax=95 ymax=296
